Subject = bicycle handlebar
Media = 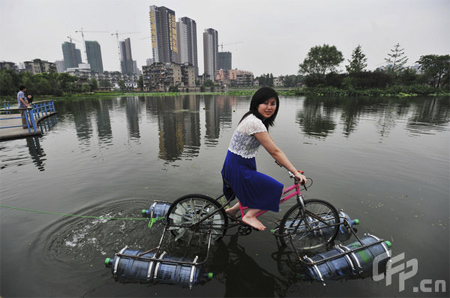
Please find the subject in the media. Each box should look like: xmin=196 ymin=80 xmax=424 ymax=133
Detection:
xmin=274 ymin=161 xmax=307 ymax=186
xmin=288 ymin=171 xmax=306 ymax=184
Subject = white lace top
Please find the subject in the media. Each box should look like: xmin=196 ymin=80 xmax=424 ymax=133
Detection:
xmin=228 ymin=114 xmax=267 ymax=159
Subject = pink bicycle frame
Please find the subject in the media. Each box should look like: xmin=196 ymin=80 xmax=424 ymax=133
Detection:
xmin=238 ymin=182 xmax=302 ymax=218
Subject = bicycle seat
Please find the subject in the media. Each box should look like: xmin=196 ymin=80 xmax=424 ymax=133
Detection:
xmin=222 ymin=177 xmax=236 ymax=200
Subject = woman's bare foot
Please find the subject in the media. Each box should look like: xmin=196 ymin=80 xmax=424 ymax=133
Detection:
xmin=242 ymin=215 xmax=266 ymax=231
xmin=225 ymin=208 xmax=240 ymax=218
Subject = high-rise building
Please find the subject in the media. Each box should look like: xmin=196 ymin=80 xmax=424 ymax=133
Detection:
xmin=203 ymin=28 xmax=218 ymax=79
xmin=218 ymin=52 xmax=232 ymax=70
xmin=62 ymin=42 xmax=82 ymax=70
xmin=149 ymin=5 xmax=178 ymax=63
xmin=120 ymin=38 xmax=137 ymax=74
xmin=85 ymin=41 xmax=104 ymax=73
xmin=177 ymin=17 xmax=198 ymax=76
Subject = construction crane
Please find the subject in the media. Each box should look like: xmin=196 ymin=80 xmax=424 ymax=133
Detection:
xmin=111 ymin=31 xmax=140 ymax=61
xmin=75 ymin=28 xmax=108 ymax=62
xmin=219 ymin=41 xmax=244 ymax=52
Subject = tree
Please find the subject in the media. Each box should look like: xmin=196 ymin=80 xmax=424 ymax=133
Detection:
xmin=58 ymin=73 xmax=77 ymax=91
xmin=81 ymin=82 xmax=91 ymax=93
xmin=90 ymin=78 xmax=98 ymax=91
xmin=416 ymin=54 xmax=450 ymax=89
xmin=0 ymin=69 xmax=20 ymax=96
xmin=137 ymin=75 xmax=144 ymax=91
xmin=99 ymin=79 xmax=112 ymax=89
xmin=299 ymin=44 xmax=344 ymax=84
xmin=202 ymin=79 xmax=215 ymax=92
xmin=117 ymin=80 xmax=126 ymax=91
xmin=398 ymin=67 xmax=420 ymax=86
xmin=385 ymin=43 xmax=408 ymax=75
xmin=346 ymin=45 xmax=368 ymax=74
xmin=283 ymin=75 xmax=302 ymax=87
xmin=256 ymin=73 xmax=274 ymax=87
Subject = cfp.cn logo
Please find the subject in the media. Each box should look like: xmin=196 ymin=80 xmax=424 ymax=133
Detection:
xmin=373 ymin=251 xmax=447 ymax=293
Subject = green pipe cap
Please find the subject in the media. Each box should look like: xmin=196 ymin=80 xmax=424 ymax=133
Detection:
xmin=208 ymin=272 xmax=213 ymax=279
xmin=385 ymin=240 xmax=392 ymax=248
xmin=141 ymin=209 xmax=147 ymax=215
xmin=105 ymin=258 xmax=111 ymax=266
xmin=354 ymin=219 xmax=360 ymax=225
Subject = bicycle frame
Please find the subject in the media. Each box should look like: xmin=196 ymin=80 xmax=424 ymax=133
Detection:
xmin=237 ymin=181 xmax=305 ymax=219
xmin=164 ymin=177 xmax=311 ymax=236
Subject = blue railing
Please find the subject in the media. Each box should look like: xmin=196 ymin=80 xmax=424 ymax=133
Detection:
xmin=0 ymin=100 xmax=56 ymax=134
xmin=31 ymin=101 xmax=56 ymax=122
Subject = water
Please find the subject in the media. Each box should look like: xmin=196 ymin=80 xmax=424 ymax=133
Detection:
xmin=1 ymin=95 xmax=449 ymax=297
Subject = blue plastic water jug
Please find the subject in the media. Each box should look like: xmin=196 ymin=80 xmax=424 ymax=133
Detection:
xmin=304 ymin=234 xmax=392 ymax=282
xmin=105 ymin=247 xmax=158 ymax=283
xmin=345 ymin=234 xmax=391 ymax=275
xmin=142 ymin=201 xmax=171 ymax=218
xmin=105 ymin=247 xmax=212 ymax=287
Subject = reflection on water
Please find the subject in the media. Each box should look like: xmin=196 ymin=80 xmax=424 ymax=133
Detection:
xmin=297 ymin=97 xmax=450 ymax=139
xmin=54 ymin=95 xmax=237 ymax=163
xmin=0 ymin=115 xmax=57 ymax=171
xmin=52 ymin=95 xmax=450 ymax=165
xmin=210 ymin=235 xmax=285 ymax=297
xmin=2 ymin=96 xmax=448 ymax=171
xmin=26 ymin=137 xmax=45 ymax=171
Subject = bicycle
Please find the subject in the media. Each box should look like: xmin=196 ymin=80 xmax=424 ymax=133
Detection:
xmin=106 ymin=171 xmax=391 ymax=285
xmin=165 ymin=170 xmax=340 ymax=253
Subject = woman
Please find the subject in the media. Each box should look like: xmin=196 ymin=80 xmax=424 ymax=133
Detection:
xmin=26 ymin=94 xmax=34 ymax=104
xmin=221 ymin=87 xmax=306 ymax=231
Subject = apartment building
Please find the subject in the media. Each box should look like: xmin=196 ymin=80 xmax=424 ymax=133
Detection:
xmin=142 ymin=62 xmax=196 ymax=91
xmin=216 ymin=69 xmax=254 ymax=87
xmin=150 ymin=5 xmax=178 ymax=64
xmin=24 ymin=59 xmax=57 ymax=74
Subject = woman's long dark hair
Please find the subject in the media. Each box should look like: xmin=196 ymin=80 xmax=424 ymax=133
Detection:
xmin=239 ymin=87 xmax=280 ymax=130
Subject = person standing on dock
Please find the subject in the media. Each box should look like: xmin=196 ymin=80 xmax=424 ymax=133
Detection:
xmin=17 ymin=86 xmax=31 ymax=128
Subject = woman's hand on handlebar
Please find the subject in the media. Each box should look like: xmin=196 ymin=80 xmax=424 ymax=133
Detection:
xmin=294 ymin=171 xmax=307 ymax=185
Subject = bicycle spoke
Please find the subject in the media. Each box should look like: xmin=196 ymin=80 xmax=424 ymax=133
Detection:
xmin=175 ymin=228 xmax=186 ymax=241
xmin=279 ymin=199 xmax=339 ymax=251
xmin=168 ymin=213 xmax=183 ymax=222
xmin=166 ymin=194 xmax=228 ymax=244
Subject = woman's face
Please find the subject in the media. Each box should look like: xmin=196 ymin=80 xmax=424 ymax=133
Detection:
xmin=257 ymin=97 xmax=277 ymax=119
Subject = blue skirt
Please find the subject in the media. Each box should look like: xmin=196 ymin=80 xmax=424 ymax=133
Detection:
xmin=221 ymin=151 xmax=283 ymax=212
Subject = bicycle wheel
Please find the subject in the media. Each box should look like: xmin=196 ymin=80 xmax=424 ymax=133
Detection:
xmin=279 ymin=199 xmax=339 ymax=251
xmin=166 ymin=194 xmax=228 ymax=245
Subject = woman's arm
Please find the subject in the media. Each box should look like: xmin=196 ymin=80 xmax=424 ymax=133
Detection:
xmin=254 ymin=131 xmax=306 ymax=183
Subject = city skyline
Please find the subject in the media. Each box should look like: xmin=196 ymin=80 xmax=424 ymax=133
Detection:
xmin=1 ymin=0 xmax=449 ymax=77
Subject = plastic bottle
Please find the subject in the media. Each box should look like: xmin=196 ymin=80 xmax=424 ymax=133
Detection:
xmin=304 ymin=234 xmax=392 ymax=282
xmin=105 ymin=247 xmax=213 ymax=288
xmin=105 ymin=247 xmax=158 ymax=283
xmin=338 ymin=210 xmax=359 ymax=234
xmin=142 ymin=201 xmax=171 ymax=219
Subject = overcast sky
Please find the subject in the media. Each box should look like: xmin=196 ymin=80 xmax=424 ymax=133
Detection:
xmin=1 ymin=0 xmax=449 ymax=76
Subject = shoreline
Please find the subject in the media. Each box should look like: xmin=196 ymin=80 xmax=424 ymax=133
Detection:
xmin=2 ymin=87 xmax=449 ymax=103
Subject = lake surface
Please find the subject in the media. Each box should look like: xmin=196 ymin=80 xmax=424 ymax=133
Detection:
xmin=1 ymin=94 xmax=449 ymax=297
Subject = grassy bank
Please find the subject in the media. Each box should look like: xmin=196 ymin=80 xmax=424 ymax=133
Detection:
xmin=2 ymin=86 xmax=448 ymax=104
xmin=295 ymin=85 xmax=450 ymax=97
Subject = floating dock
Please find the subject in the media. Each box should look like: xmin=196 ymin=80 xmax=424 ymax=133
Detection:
xmin=0 ymin=100 xmax=57 ymax=141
